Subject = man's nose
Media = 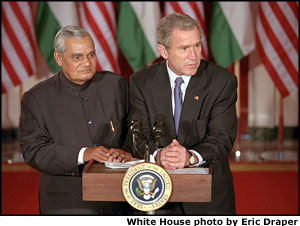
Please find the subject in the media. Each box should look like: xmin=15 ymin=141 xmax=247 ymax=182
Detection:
xmin=81 ymin=56 xmax=91 ymax=66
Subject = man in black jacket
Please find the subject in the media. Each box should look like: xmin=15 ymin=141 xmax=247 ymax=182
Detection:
xmin=19 ymin=25 xmax=132 ymax=215
xmin=125 ymin=13 xmax=237 ymax=215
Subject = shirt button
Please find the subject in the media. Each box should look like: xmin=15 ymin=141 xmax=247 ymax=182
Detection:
xmin=88 ymin=119 xmax=93 ymax=125
xmin=83 ymin=97 xmax=88 ymax=101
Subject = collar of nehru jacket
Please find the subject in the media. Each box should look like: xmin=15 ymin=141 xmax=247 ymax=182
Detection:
xmin=59 ymin=71 xmax=93 ymax=92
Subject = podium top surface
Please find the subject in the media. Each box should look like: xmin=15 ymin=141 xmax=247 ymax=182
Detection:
xmin=83 ymin=160 xmax=210 ymax=175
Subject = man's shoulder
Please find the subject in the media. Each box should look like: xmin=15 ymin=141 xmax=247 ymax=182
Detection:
xmin=26 ymin=73 xmax=59 ymax=95
xmin=92 ymin=71 xmax=129 ymax=90
xmin=93 ymin=71 xmax=127 ymax=82
xmin=131 ymin=61 xmax=164 ymax=81
xmin=201 ymin=60 xmax=236 ymax=82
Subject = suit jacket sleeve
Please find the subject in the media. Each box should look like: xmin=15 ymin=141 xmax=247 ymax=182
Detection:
xmin=19 ymin=91 xmax=83 ymax=176
xmin=191 ymin=74 xmax=237 ymax=164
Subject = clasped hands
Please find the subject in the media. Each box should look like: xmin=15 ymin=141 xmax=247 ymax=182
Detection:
xmin=83 ymin=146 xmax=132 ymax=163
xmin=156 ymin=139 xmax=191 ymax=170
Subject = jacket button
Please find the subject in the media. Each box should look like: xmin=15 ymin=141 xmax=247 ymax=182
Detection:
xmin=88 ymin=119 xmax=93 ymax=125
xmin=83 ymin=97 xmax=88 ymax=101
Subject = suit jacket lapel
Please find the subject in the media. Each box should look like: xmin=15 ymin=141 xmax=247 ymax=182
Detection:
xmin=150 ymin=62 xmax=176 ymax=141
xmin=178 ymin=60 xmax=207 ymax=144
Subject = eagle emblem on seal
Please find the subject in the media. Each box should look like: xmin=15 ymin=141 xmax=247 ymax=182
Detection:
xmin=135 ymin=174 xmax=160 ymax=200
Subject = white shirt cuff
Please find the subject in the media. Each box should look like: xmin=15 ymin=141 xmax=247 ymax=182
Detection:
xmin=78 ymin=147 xmax=87 ymax=165
xmin=188 ymin=149 xmax=206 ymax=167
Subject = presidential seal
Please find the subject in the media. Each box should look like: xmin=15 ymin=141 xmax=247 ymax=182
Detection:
xmin=122 ymin=162 xmax=172 ymax=212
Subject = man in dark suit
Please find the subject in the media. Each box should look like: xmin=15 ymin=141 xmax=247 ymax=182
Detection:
xmin=19 ymin=25 xmax=132 ymax=215
xmin=126 ymin=13 xmax=237 ymax=215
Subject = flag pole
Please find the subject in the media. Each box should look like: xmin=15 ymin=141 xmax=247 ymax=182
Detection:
xmin=234 ymin=60 xmax=241 ymax=148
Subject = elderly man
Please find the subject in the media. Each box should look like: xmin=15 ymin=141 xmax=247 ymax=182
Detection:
xmin=19 ymin=25 xmax=132 ymax=215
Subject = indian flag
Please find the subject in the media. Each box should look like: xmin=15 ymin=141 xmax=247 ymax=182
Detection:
xmin=117 ymin=2 xmax=161 ymax=72
xmin=35 ymin=2 xmax=78 ymax=73
xmin=209 ymin=2 xmax=255 ymax=67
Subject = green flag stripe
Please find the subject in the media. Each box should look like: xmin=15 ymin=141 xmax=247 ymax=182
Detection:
xmin=35 ymin=2 xmax=61 ymax=73
xmin=117 ymin=2 xmax=156 ymax=72
xmin=209 ymin=2 xmax=243 ymax=68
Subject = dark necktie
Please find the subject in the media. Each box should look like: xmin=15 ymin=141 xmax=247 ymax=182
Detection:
xmin=174 ymin=77 xmax=183 ymax=135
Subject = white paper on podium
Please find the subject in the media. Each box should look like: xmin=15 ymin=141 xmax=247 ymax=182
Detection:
xmin=103 ymin=159 xmax=145 ymax=169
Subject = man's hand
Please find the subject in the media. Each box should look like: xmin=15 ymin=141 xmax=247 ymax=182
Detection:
xmin=83 ymin=146 xmax=133 ymax=163
xmin=157 ymin=139 xmax=189 ymax=170
xmin=83 ymin=146 xmax=110 ymax=163
xmin=107 ymin=148 xmax=133 ymax=162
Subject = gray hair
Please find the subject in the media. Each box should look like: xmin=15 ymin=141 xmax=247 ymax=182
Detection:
xmin=53 ymin=25 xmax=93 ymax=55
xmin=156 ymin=13 xmax=201 ymax=49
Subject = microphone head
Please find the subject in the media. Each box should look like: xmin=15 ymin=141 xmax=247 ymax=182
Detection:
xmin=129 ymin=113 xmax=142 ymax=136
xmin=153 ymin=114 xmax=166 ymax=139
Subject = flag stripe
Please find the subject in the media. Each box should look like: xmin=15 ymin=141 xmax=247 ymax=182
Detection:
xmin=79 ymin=2 xmax=120 ymax=73
xmin=35 ymin=2 xmax=62 ymax=73
xmin=2 ymin=50 xmax=22 ymax=86
xmin=209 ymin=2 xmax=245 ymax=67
xmin=1 ymin=1 xmax=36 ymax=94
xmin=256 ymin=31 xmax=290 ymax=97
xmin=270 ymin=3 xmax=298 ymax=52
xmin=2 ymin=5 xmax=34 ymax=75
xmin=96 ymin=3 xmax=114 ymax=38
xmin=2 ymin=29 xmax=31 ymax=82
xmin=256 ymin=2 xmax=298 ymax=97
xmin=260 ymin=3 xmax=298 ymax=83
xmin=117 ymin=2 xmax=160 ymax=71
xmin=287 ymin=1 xmax=299 ymax=19
xmin=82 ymin=3 xmax=115 ymax=70
xmin=88 ymin=3 xmax=119 ymax=64
xmin=10 ymin=2 xmax=37 ymax=66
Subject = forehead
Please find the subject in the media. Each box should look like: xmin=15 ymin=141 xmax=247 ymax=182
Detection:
xmin=171 ymin=28 xmax=201 ymax=45
xmin=64 ymin=36 xmax=94 ymax=51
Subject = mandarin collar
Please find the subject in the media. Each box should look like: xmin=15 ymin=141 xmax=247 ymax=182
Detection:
xmin=58 ymin=71 xmax=92 ymax=92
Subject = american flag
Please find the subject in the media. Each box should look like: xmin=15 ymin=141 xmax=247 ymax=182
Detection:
xmin=1 ymin=2 xmax=36 ymax=94
xmin=164 ymin=1 xmax=209 ymax=60
xmin=256 ymin=2 xmax=298 ymax=97
xmin=78 ymin=2 xmax=120 ymax=74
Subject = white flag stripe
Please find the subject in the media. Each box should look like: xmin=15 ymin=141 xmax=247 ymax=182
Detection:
xmin=178 ymin=2 xmax=197 ymax=18
xmin=2 ymin=26 xmax=30 ymax=82
xmin=17 ymin=2 xmax=36 ymax=48
xmin=78 ymin=6 xmax=114 ymax=72
xmin=86 ymin=2 xmax=118 ymax=60
xmin=2 ymin=31 xmax=28 ymax=81
xmin=262 ymin=2 xmax=298 ymax=71
xmin=48 ymin=2 xmax=78 ymax=27
xmin=130 ymin=2 xmax=161 ymax=57
xmin=104 ymin=2 xmax=116 ymax=31
xmin=4 ymin=3 xmax=35 ymax=73
xmin=277 ymin=2 xmax=299 ymax=37
xmin=219 ymin=2 xmax=255 ymax=56
xmin=257 ymin=19 xmax=298 ymax=94
xmin=1 ymin=66 xmax=14 ymax=91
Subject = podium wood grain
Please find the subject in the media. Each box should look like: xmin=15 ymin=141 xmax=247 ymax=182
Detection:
xmin=82 ymin=160 xmax=212 ymax=202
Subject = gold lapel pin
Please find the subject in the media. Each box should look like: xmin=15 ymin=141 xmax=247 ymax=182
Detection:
xmin=194 ymin=95 xmax=199 ymax=101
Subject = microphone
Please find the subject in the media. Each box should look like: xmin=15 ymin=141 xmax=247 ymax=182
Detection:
xmin=152 ymin=114 xmax=166 ymax=149
xmin=129 ymin=113 xmax=142 ymax=156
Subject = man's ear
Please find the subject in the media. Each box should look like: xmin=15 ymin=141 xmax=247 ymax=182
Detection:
xmin=157 ymin=44 xmax=168 ymax=60
xmin=54 ymin=50 xmax=62 ymax=67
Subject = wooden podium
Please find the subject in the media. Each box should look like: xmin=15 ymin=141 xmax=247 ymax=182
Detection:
xmin=82 ymin=160 xmax=212 ymax=203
